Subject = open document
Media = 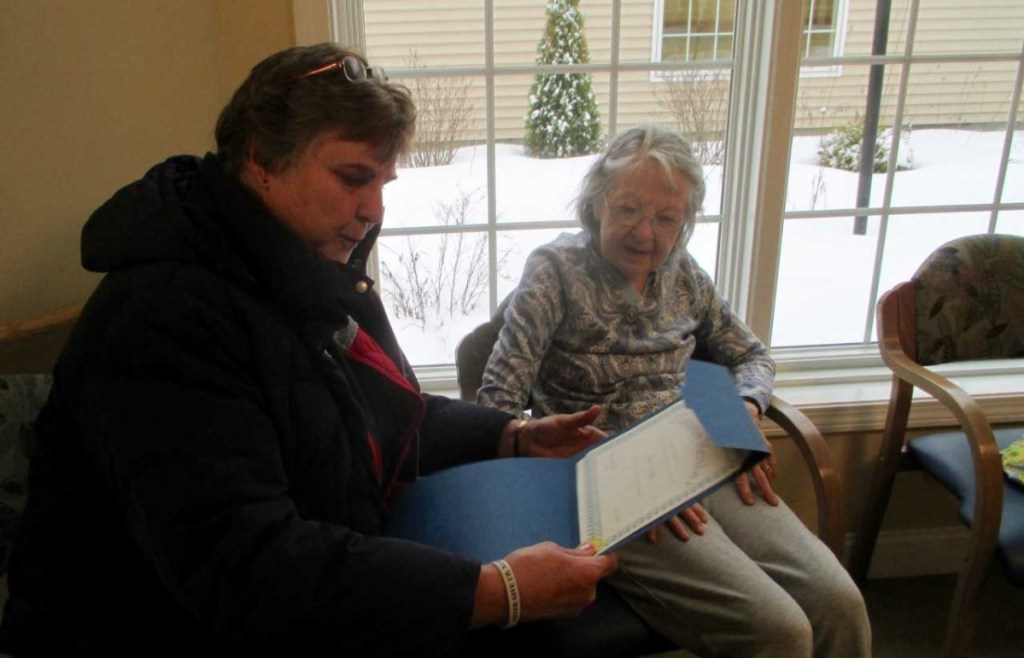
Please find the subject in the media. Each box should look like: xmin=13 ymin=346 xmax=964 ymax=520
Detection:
xmin=384 ymin=360 xmax=770 ymax=562
xmin=577 ymin=401 xmax=747 ymax=553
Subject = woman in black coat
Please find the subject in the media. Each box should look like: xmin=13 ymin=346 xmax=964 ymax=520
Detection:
xmin=0 ymin=43 xmax=616 ymax=658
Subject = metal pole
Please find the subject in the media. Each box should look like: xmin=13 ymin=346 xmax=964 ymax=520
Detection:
xmin=854 ymin=0 xmax=892 ymax=235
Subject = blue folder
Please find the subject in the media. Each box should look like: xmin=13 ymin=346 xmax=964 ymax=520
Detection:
xmin=384 ymin=360 xmax=770 ymax=562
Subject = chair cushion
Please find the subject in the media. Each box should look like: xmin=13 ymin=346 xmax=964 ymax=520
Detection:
xmin=909 ymin=427 xmax=1024 ymax=586
xmin=911 ymin=234 xmax=1024 ymax=366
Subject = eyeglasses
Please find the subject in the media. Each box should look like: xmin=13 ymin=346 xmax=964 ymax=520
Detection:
xmin=297 ymin=56 xmax=387 ymax=83
xmin=603 ymin=196 xmax=686 ymax=236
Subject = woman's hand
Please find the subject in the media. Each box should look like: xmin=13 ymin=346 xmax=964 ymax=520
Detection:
xmin=645 ymin=503 xmax=708 ymax=543
xmin=735 ymin=400 xmax=780 ymax=506
xmin=471 ymin=542 xmax=619 ymax=628
xmin=502 ymin=405 xmax=606 ymax=458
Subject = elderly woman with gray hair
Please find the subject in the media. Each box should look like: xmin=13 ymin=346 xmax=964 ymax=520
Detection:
xmin=479 ymin=125 xmax=870 ymax=657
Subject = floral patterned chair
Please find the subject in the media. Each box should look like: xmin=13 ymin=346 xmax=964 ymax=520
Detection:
xmin=0 ymin=374 xmax=52 ymax=572
xmin=850 ymin=233 xmax=1024 ymax=658
xmin=0 ymin=305 xmax=79 ymax=574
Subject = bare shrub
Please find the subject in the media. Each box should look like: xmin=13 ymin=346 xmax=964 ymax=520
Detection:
xmin=655 ymin=69 xmax=730 ymax=166
xmin=380 ymin=187 xmax=507 ymax=331
xmin=401 ymin=51 xmax=475 ymax=168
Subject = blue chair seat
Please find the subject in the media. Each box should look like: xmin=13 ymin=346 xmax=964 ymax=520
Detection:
xmin=909 ymin=427 xmax=1024 ymax=585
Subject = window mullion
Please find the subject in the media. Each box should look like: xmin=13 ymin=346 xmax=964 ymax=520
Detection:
xmin=990 ymin=42 xmax=1024 ymax=233
xmin=484 ymin=0 xmax=498 ymax=314
xmin=718 ymin=0 xmax=802 ymax=342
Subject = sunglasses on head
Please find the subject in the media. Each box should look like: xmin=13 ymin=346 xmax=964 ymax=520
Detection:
xmin=297 ymin=56 xmax=387 ymax=83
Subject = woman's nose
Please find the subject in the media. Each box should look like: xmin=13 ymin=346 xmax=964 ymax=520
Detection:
xmin=357 ymin=185 xmax=386 ymax=225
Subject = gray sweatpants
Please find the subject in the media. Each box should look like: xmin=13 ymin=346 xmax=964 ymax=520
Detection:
xmin=606 ymin=486 xmax=870 ymax=658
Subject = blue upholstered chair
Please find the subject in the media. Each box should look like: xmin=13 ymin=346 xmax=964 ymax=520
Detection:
xmin=850 ymin=233 xmax=1024 ymax=658
xmin=456 ymin=295 xmax=846 ymax=657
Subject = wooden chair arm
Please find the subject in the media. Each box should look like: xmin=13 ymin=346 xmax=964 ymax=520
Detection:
xmin=765 ymin=395 xmax=847 ymax=561
xmin=879 ymin=347 xmax=1005 ymax=556
xmin=0 ymin=304 xmax=82 ymax=345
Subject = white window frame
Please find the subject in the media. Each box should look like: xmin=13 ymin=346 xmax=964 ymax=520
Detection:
xmin=293 ymin=0 xmax=1024 ymax=434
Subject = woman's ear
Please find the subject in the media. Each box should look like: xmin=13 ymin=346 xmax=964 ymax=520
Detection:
xmin=242 ymin=145 xmax=271 ymax=193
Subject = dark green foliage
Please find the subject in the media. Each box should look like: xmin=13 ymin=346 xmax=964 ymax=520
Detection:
xmin=523 ymin=0 xmax=603 ymax=158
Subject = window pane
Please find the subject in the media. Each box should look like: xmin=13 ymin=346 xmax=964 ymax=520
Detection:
xmin=498 ymin=71 xmax=609 ymax=222
xmin=717 ymin=35 xmax=734 ymax=60
xmin=787 ymin=64 xmax=904 ymax=212
xmin=386 ymin=74 xmax=487 ymax=230
xmin=807 ymin=32 xmax=834 ymax=57
xmin=363 ymin=1 xmax=484 ymax=69
xmin=809 ymin=0 xmax=835 ymax=29
xmin=996 ymin=210 xmax=1024 ymax=236
xmin=662 ymin=37 xmax=688 ymax=61
xmin=771 ymin=216 xmax=877 ymax=347
xmin=690 ymin=35 xmax=718 ymax=62
xmin=690 ymin=0 xmax=720 ymax=34
xmin=689 ymin=221 xmax=720 ymax=281
xmin=1003 ymin=85 xmax=1024 ymax=204
xmin=894 ymin=61 xmax=1018 ymax=208
xmin=718 ymin=0 xmax=736 ymax=33
xmin=497 ymin=228 xmax=574 ymax=301
xmin=914 ymin=2 xmax=1024 ymax=56
xmin=663 ymin=0 xmax=690 ymax=32
xmin=376 ymin=232 xmax=492 ymax=366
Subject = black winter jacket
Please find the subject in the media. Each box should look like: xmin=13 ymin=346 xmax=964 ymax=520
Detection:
xmin=0 ymin=155 xmax=513 ymax=657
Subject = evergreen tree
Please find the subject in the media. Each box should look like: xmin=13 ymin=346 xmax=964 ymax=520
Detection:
xmin=524 ymin=0 xmax=603 ymax=158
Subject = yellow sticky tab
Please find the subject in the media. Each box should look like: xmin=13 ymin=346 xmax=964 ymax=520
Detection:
xmin=581 ymin=537 xmax=607 ymax=553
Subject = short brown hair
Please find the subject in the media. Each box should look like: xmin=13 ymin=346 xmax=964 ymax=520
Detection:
xmin=215 ymin=43 xmax=416 ymax=176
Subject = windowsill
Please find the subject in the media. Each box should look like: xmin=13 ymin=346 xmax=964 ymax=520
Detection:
xmin=417 ymin=351 xmax=1024 ymax=436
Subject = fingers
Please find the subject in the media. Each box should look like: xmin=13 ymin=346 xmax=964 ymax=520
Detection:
xmin=557 ymin=404 xmax=602 ymax=431
xmin=752 ymin=461 xmax=780 ymax=506
xmin=737 ymin=462 xmax=781 ymax=507
xmin=679 ymin=504 xmax=707 ymax=536
xmin=735 ymin=472 xmax=756 ymax=505
xmin=528 ymin=406 xmax=605 ymax=458
xmin=645 ymin=526 xmax=659 ymax=543
xmin=666 ymin=516 xmax=691 ymax=542
xmin=742 ymin=400 xmax=761 ymax=423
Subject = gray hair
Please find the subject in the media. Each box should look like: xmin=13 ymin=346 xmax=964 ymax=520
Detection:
xmin=575 ymin=125 xmax=705 ymax=246
xmin=215 ymin=43 xmax=416 ymax=176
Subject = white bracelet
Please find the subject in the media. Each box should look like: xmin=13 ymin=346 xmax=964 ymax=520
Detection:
xmin=492 ymin=559 xmax=520 ymax=628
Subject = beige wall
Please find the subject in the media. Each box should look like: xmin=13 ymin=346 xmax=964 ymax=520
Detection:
xmin=0 ymin=0 xmax=295 ymax=325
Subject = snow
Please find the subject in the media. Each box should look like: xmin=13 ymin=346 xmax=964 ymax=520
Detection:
xmin=380 ymin=129 xmax=1024 ymax=365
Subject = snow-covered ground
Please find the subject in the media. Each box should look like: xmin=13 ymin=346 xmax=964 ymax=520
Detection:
xmin=380 ymin=129 xmax=1024 ymax=365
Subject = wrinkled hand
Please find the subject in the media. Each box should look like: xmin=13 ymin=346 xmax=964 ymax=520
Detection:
xmin=735 ymin=400 xmax=779 ymax=506
xmin=646 ymin=503 xmax=708 ymax=543
xmin=518 ymin=405 xmax=605 ymax=458
xmin=508 ymin=542 xmax=619 ymax=622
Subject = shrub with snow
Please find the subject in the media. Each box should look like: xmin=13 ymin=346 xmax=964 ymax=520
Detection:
xmin=523 ymin=0 xmax=603 ymax=159
xmin=818 ymin=121 xmax=912 ymax=173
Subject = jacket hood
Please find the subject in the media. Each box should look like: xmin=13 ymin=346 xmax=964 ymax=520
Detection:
xmin=82 ymin=155 xmax=210 ymax=273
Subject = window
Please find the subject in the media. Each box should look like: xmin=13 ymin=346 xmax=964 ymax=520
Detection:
xmin=775 ymin=0 xmax=1024 ymax=351
xmin=655 ymin=0 xmax=842 ymax=64
xmin=294 ymin=0 xmax=1024 ymax=417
